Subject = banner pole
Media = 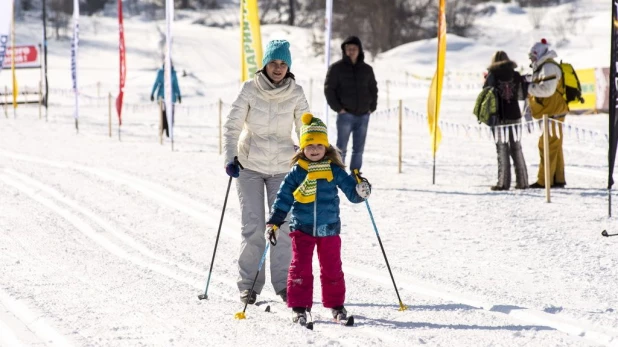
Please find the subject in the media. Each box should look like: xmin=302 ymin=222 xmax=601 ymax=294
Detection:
xmin=159 ymin=99 xmax=163 ymax=145
xmin=38 ymin=43 xmax=42 ymax=119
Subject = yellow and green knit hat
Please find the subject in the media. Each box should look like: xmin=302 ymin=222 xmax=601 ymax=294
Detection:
xmin=299 ymin=113 xmax=329 ymax=149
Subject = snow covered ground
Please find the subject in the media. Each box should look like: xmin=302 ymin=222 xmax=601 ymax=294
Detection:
xmin=1 ymin=0 xmax=618 ymax=346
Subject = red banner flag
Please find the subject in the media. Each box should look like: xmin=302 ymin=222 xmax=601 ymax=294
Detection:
xmin=116 ymin=0 xmax=126 ymax=125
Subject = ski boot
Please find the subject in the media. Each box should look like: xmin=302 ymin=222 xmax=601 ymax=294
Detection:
xmin=240 ymin=290 xmax=257 ymax=305
xmin=292 ymin=307 xmax=307 ymax=326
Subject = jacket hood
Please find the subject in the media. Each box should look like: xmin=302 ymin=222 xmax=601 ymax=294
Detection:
xmin=340 ymin=36 xmax=365 ymax=63
xmin=532 ymin=50 xmax=557 ymax=70
xmin=488 ymin=60 xmax=517 ymax=72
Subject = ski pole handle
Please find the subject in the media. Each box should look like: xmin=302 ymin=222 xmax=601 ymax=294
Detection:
xmin=234 ymin=156 xmax=244 ymax=170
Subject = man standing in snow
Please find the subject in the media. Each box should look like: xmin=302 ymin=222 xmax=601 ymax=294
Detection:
xmin=324 ymin=36 xmax=378 ymax=172
xmin=525 ymin=39 xmax=568 ymax=189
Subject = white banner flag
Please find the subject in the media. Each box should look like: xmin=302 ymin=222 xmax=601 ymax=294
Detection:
xmin=0 ymin=0 xmax=13 ymax=77
xmin=164 ymin=0 xmax=174 ymax=141
xmin=324 ymin=0 xmax=333 ymax=128
xmin=71 ymin=0 xmax=79 ymax=120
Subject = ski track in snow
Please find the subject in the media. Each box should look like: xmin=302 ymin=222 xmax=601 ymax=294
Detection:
xmin=0 ymin=149 xmax=616 ymax=346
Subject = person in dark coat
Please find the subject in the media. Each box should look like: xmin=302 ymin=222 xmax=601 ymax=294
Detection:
xmin=483 ymin=51 xmax=528 ymax=191
xmin=324 ymin=36 xmax=378 ymax=172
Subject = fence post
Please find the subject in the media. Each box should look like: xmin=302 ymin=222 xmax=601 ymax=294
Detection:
xmin=398 ymin=99 xmax=402 ymax=173
xmin=219 ymin=98 xmax=223 ymax=155
xmin=108 ymin=92 xmax=112 ymax=138
xmin=543 ymin=115 xmax=551 ymax=203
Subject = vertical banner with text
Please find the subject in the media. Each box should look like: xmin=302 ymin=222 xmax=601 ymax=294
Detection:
xmin=240 ymin=0 xmax=262 ymax=82
xmin=164 ymin=0 xmax=174 ymax=141
xmin=427 ymin=0 xmax=446 ymax=157
xmin=71 ymin=0 xmax=79 ymax=120
xmin=11 ymin=2 xmax=17 ymax=109
xmin=116 ymin=0 xmax=126 ymax=125
xmin=324 ymin=0 xmax=333 ymax=127
xmin=609 ymin=1 xmax=618 ymax=189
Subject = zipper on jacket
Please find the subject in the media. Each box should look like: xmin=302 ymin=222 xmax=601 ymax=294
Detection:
xmin=313 ymin=188 xmax=317 ymax=237
xmin=353 ymin=66 xmax=359 ymax=113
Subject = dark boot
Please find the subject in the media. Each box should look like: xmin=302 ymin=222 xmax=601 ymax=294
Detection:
xmin=510 ymin=138 xmax=528 ymax=189
xmin=494 ymin=142 xmax=511 ymax=190
xmin=239 ymin=290 xmax=257 ymax=305
xmin=331 ymin=306 xmax=348 ymax=321
xmin=292 ymin=307 xmax=307 ymax=326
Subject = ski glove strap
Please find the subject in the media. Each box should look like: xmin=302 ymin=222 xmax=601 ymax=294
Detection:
xmin=265 ymin=225 xmax=279 ymax=246
xmin=352 ymin=169 xmax=372 ymax=199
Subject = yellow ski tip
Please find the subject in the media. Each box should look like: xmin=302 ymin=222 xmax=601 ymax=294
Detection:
xmin=398 ymin=303 xmax=408 ymax=311
xmin=234 ymin=312 xmax=246 ymax=320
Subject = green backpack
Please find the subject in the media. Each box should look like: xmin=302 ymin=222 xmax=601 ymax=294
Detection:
xmin=473 ymin=86 xmax=499 ymax=126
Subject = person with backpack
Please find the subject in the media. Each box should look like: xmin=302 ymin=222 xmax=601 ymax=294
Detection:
xmin=483 ymin=51 xmax=528 ymax=191
xmin=265 ymin=113 xmax=371 ymax=326
xmin=525 ymin=39 xmax=569 ymax=189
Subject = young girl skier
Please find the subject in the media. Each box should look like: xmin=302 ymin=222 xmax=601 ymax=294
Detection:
xmin=265 ymin=113 xmax=372 ymax=326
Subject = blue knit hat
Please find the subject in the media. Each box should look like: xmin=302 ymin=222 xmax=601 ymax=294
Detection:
xmin=262 ymin=40 xmax=292 ymax=70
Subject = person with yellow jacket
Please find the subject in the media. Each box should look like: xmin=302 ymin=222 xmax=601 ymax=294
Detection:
xmin=526 ymin=39 xmax=569 ymax=189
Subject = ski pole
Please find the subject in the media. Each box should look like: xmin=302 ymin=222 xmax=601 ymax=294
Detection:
xmin=353 ymin=169 xmax=408 ymax=312
xmin=198 ymin=157 xmax=243 ymax=300
xmin=235 ymin=234 xmax=277 ymax=320
xmin=602 ymin=230 xmax=618 ymax=237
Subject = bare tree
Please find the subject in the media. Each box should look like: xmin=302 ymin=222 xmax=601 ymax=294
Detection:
xmin=329 ymin=0 xmax=465 ymax=58
xmin=446 ymin=0 xmax=476 ymax=36
xmin=527 ymin=7 xmax=545 ymax=29
xmin=288 ymin=0 xmax=295 ymax=26
xmin=50 ymin=0 xmax=72 ymax=39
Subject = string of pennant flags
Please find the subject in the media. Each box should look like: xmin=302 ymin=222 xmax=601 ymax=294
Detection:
xmin=3 ymin=84 xmax=608 ymax=147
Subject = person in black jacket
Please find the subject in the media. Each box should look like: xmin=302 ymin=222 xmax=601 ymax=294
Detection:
xmin=324 ymin=36 xmax=378 ymax=172
xmin=483 ymin=51 xmax=528 ymax=191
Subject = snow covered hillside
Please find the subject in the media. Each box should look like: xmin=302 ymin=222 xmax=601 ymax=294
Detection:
xmin=1 ymin=0 xmax=618 ymax=346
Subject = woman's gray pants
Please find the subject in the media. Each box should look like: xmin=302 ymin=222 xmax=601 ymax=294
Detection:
xmin=235 ymin=168 xmax=291 ymax=295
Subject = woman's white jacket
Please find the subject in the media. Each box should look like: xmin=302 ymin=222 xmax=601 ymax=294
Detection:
xmin=224 ymin=73 xmax=310 ymax=175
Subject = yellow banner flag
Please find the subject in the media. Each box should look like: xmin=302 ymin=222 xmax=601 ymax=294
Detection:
xmin=427 ymin=0 xmax=446 ymax=156
xmin=240 ymin=0 xmax=262 ymax=82
xmin=11 ymin=3 xmax=17 ymax=109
